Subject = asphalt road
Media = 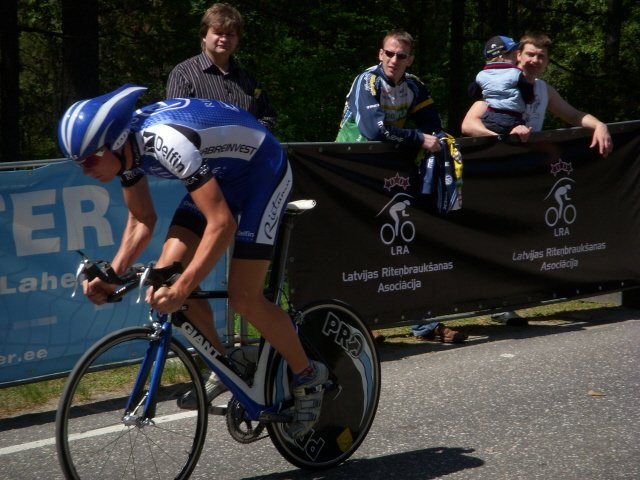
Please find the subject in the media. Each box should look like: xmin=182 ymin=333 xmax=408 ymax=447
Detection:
xmin=1 ymin=305 xmax=639 ymax=479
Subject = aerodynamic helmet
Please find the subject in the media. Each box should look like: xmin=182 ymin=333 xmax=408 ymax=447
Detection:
xmin=57 ymin=84 xmax=147 ymax=162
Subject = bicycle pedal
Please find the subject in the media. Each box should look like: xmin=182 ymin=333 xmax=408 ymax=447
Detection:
xmin=209 ymin=404 xmax=227 ymax=416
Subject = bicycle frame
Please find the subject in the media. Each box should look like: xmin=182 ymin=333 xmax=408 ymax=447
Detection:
xmin=123 ymin=202 xmax=316 ymax=424
xmin=174 ymin=310 xmax=289 ymax=421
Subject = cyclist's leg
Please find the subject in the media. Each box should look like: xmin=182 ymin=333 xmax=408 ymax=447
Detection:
xmin=158 ymin=222 xmax=231 ymax=407
xmin=229 ymin=258 xmax=328 ymax=439
xmin=228 ymin=257 xmax=308 ymax=373
xmin=226 ymin=151 xmax=306 ymax=371
xmin=160 ymin=200 xmax=227 ymax=354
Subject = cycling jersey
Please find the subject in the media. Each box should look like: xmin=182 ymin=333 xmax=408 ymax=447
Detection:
xmin=336 ymin=63 xmax=442 ymax=146
xmin=121 ymin=98 xmax=291 ymax=259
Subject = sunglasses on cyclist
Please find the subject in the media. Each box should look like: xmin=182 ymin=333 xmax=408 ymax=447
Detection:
xmin=76 ymin=146 xmax=107 ymax=168
xmin=382 ymin=49 xmax=410 ymax=60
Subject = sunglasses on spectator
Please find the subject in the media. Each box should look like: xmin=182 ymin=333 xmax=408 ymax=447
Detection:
xmin=383 ymin=49 xmax=410 ymax=60
xmin=76 ymin=146 xmax=107 ymax=168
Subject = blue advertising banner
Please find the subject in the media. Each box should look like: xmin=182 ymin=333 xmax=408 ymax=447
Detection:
xmin=0 ymin=161 xmax=228 ymax=386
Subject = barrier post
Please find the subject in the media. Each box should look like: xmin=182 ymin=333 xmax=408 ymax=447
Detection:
xmin=622 ymin=288 xmax=640 ymax=308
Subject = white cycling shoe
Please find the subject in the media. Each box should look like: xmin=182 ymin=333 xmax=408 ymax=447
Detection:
xmin=286 ymin=360 xmax=329 ymax=440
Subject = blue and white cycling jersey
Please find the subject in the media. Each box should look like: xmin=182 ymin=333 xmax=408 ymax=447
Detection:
xmin=336 ymin=63 xmax=443 ymax=146
xmin=121 ymin=98 xmax=291 ymax=258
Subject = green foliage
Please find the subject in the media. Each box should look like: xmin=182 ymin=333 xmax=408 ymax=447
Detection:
xmin=17 ymin=0 xmax=63 ymax=158
xmin=9 ymin=0 xmax=640 ymax=160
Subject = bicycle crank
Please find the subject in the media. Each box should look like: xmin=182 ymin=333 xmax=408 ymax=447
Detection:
xmin=225 ymin=396 xmax=267 ymax=443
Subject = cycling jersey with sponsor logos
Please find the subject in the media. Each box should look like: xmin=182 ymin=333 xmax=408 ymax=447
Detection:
xmin=336 ymin=63 xmax=442 ymax=146
xmin=122 ymin=98 xmax=291 ymax=258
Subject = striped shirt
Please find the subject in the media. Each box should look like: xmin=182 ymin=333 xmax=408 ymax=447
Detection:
xmin=166 ymin=52 xmax=276 ymax=131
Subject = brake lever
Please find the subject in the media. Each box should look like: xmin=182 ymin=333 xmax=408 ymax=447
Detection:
xmin=136 ymin=262 xmax=155 ymax=304
xmin=71 ymin=251 xmax=89 ymax=298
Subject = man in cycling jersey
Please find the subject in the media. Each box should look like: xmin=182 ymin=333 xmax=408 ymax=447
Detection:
xmin=336 ymin=29 xmax=443 ymax=152
xmin=58 ymin=84 xmax=325 ymax=440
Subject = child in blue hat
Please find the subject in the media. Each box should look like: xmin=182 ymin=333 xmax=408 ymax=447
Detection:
xmin=469 ymin=35 xmax=534 ymax=135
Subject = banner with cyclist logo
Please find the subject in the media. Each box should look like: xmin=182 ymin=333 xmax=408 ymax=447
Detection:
xmin=287 ymin=124 xmax=640 ymax=326
xmin=0 ymin=161 xmax=228 ymax=386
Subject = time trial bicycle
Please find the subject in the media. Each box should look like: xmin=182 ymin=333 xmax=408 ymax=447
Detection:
xmin=55 ymin=199 xmax=380 ymax=479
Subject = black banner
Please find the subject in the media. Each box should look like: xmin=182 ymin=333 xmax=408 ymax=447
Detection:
xmin=285 ymin=122 xmax=640 ymax=327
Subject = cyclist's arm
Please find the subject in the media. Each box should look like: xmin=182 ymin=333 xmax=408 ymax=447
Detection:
xmin=83 ymin=177 xmax=156 ymax=304
xmin=111 ymin=177 xmax=158 ymax=275
xmin=149 ymin=177 xmax=236 ymax=313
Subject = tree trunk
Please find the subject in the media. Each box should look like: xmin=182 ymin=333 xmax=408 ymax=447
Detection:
xmin=487 ymin=0 xmax=511 ymax=35
xmin=1 ymin=0 xmax=20 ymax=162
xmin=605 ymin=0 xmax=622 ymax=64
xmin=60 ymin=0 xmax=99 ymax=110
xmin=447 ymin=0 xmax=466 ymax=135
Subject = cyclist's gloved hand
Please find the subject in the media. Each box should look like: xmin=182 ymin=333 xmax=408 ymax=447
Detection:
xmin=143 ymin=262 xmax=185 ymax=314
xmin=145 ymin=284 xmax=189 ymax=314
xmin=83 ymin=276 xmax=116 ymax=305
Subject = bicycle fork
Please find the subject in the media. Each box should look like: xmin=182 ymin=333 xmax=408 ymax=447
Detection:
xmin=122 ymin=318 xmax=171 ymax=426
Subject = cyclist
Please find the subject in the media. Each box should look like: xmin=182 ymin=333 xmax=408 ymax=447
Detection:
xmin=554 ymin=183 xmax=572 ymax=207
xmin=388 ymin=199 xmax=411 ymax=235
xmin=58 ymin=83 xmax=327 ymax=440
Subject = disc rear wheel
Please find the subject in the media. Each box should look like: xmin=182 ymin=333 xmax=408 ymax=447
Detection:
xmin=266 ymin=301 xmax=380 ymax=470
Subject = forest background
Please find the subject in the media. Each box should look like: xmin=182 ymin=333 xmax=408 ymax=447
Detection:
xmin=1 ymin=0 xmax=639 ymax=162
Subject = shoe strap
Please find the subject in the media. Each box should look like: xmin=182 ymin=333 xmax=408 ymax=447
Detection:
xmin=294 ymin=383 xmax=326 ymax=396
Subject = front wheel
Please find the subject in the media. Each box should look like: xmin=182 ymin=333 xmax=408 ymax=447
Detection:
xmin=266 ymin=300 xmax=381 ymax=470
xmin=55 ymin=326 xmax=208 ymax=480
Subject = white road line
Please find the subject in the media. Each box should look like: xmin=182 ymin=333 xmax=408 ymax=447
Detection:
xmin=0 ymin=410 xmax=197 ymax=456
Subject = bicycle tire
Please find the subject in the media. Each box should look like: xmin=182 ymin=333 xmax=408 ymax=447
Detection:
xmin=266 ymin=300 xmax=380 ymax=470
xmin=55 ymin=326 xmax=208 ymax=480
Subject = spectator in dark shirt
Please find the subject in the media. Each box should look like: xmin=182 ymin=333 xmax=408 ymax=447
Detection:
xmin=166 ymin=3 xmax=276 ymax=131
xmin=165 ymin=3 xmax=277 ymax=407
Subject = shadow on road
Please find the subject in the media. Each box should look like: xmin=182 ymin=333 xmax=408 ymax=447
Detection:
xmin=0 ymin=408 xmax=56 ymax=432
xmin=376 ymin=306 xmax=640 ymax=362
xmin=245 ymin=446 xmax=484 ymax=479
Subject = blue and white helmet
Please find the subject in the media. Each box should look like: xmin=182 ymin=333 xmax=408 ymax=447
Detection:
xmin=57 ymin=84 xmax=147 ymax=161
